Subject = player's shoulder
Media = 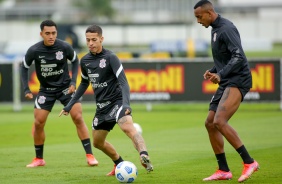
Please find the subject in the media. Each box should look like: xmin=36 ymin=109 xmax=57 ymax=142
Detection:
xmin=220 ymin=17 xmax=236 ymax=30
xmin=80 ymin=52 xmax=91 ymax=63
xmin=103 ymin=48 xmax=118 ymax=60
xmin=26 ymin=41 xmax=44 ymax=53
xmin=55 ymin=39 xmax=72 ymax=47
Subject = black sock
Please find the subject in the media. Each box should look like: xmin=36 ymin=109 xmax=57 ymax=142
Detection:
xmin=215 ymin=153 xmax=230 ymax=172
xmin=236 ymin=145 xmax=254 ymax=164
xmin=139 ymin=151 xmax=148 ymax=156
xmin=35 ymin=144 xmax=44 ymax=159
xmin=81 ymin=139 xmax=93 ymax=154
xmin=114 ymin=156 xmax=124 ymax=165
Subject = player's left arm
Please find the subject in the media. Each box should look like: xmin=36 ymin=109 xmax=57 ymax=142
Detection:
xmin=66 ymin=45 xmax=79 ymax=94
xmin=109 ymin=54 xmax=131 ymax=114
xmin=217 ymin=26 xmax=245 ymax=80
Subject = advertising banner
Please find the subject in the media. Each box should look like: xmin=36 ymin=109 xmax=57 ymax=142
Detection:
xmin=0 ymin=59 xmax=280 ymax=102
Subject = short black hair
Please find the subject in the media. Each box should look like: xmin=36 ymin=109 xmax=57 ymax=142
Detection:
xmin=194 ymin=0 xmax=212 ymax=9
xmin=40 ymin=20 xmax=57 ymax=31
xmin=85 ymin=24 xmax=103 ymax=36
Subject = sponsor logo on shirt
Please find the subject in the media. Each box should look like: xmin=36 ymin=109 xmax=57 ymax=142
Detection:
xmin=99 ymin=59 xmax=106 ymax=68
xmin=40 ymin=64 xmax=64 ymax=77
xmin=96 ymin=101 xmax=111 ymax=108
xmin=55 ymin=51 xmax=64 ymax=60
xmin=92 ymin=82 xmax=108 ymax=88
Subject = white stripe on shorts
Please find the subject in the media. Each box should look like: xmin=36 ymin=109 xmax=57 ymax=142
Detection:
xmin=115 ymin=105 xmax=123 ymax=122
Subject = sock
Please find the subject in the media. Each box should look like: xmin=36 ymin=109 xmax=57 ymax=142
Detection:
xmin=236 ymin=145 xmax=254 ymax=164
xmin=81 ymin=139 xmax=93 ymax=154
xmin=215 ymin=153 xmax=230 ymax=172
xmin=35 ymin=144 xmax=44 ymax=159
xmin=139 ymin=151 xmax=148 ymax=156
xmin=114 ymin=156 xmax=124 ymax=165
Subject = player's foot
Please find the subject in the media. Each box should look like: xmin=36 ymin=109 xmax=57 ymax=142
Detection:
xmin=86 ymin=154 xmax=99 ymax=166
xmin=26 ymin=158 xmax=46 ymax=168
xmin=238 ymin=160 xmax=259 ymax=183
xmin=140 ymin=154 xmax=153 ymax=172
xmin=203 ymin=170 xmax=232 ymax=181
xmin=106 ymin=165 xmax=116 ymax=176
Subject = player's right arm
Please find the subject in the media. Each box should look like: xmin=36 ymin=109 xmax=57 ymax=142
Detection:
xmin=59 ymin=62 xmax=89 ymax=116
xmin=21 ymin=47 xmax=35 ymax=99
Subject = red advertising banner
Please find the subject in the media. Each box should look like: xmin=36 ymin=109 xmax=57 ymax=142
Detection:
xmin=0 ymin=59 xmax=280 ymax=102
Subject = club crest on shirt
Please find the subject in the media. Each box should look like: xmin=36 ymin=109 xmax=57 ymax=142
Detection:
xmin=55 ymin=51 xmax=64 ymax=60
xmin=38 ymin=96 xmax=46 ymax=104
xmin=99 ymin=59 xmax=106 ymax=68
xmin=213 ymin=32 xmax=217 ymax=42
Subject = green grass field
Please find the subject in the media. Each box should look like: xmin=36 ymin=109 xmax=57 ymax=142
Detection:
xmin=0 ymin=102 xmax=281 ymax=184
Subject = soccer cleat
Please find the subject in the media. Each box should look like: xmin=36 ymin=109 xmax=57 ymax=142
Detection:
xmin=26 ymin=158 xmax=46 ymax=168
xmin=106 ymin=165 xmax=116 ymax=176
xmin=238 ymin=160 xmax=259 ymax=183
xmin=140 ymin=154 xmax=153 ymax=172
xmin=203 ymin=170 xmax=232 ymax=181
xmin=86 ymin=154 xmax=99 ymax=166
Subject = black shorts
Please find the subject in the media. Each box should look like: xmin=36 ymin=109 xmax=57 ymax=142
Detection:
xmin=34 ymin=87 xmax=78 ymax=112
xmin=92 ymin=100 xmax=132 ymax=132
xmin=209 ymin=85 xmax=250 ymax=112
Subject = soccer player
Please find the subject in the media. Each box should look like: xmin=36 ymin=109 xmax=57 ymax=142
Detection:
xmin=193 ymin=0 xmax=259 ymax=182
xmin=59 ymin=24 xmax=153 ymax=175
xmin=21 ymin=20 xmax=98 ymax=167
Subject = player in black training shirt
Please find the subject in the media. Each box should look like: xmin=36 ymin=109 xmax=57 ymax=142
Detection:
xmin=21 ymin=20 xmax=98 ymax=167
xmin=59 ymin=24 xmax=153 ymax=175
xmin=194 ymin=1 xmax=259 ymax=182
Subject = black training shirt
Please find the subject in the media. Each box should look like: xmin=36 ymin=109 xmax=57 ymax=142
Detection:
xmin=63 ymin=48 xmax=131 ymax=112
xmin=210 ymin=15 xmax=252 ymax=88
xmin=21 ymin=39 xmax=79 ymax=94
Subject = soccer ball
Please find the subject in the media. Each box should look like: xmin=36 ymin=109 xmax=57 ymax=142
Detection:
xmin=115 ymin=161 xmax=138 ymax=183
xmin=133 ymin=123 xmax=142 ymax=134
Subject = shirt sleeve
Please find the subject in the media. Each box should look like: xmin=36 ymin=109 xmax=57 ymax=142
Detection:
xmin=21 ymin=47 xmax=35 ymax=94
xmin=217 ymin=26 xmax=245 ymax=79
xmin=209 ymin=66 xmax=217 ymax=73
xmin=63 ymin=64 xmax=89 ymax=112
xmin=109 ymin=53 xmax=131 ymax=110
xmin=65 ymin=44 xmax=79 ymax=87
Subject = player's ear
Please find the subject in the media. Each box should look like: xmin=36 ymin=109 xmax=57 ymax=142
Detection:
xmin=100 ymin=36 xmax=104 ymax=43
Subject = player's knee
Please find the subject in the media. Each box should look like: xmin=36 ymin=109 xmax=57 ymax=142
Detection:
xmin=92 ymin=141 xmax=103 ymax=149
xmin=71 ymin=113 xmax=83 ymax=124
xmin=213 ymin=120 xmax=225 ymax=130
xmin=205 ymin=118 xmax=214 ymax=130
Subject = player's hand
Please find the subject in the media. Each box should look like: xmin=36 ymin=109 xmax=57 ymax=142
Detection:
xmin=25 ymin=93 xmax=33 ymax=100
xmin=203 ymin=70 xmax=212 ymax=79
xmin=68 ymin=85 xmax=76 ymax=94
xmin=209 ymin=73 xmax=221 ymax=84
xmin=125 ymin=109 xmax=131 ymax=115
xmin=59 ymin=110 xmax=69 ymax=117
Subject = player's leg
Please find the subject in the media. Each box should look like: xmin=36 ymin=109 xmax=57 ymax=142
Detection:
xmin=92 ymin=129 xmax=122 ymax=175
xmin=203 ymin=88 xmax=232 ymax=180
xmin=68 ymin=102 xmax=98 ymax=166
xmin=117 ymin=114 xmax=153 ymax=172
xmin=214 ymin=87 xmax=259 ymax=182
xmin=27 ymin=93 xmax=55 ymax=168
xmin=59 ymin=88 xmax=98 ymax=166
